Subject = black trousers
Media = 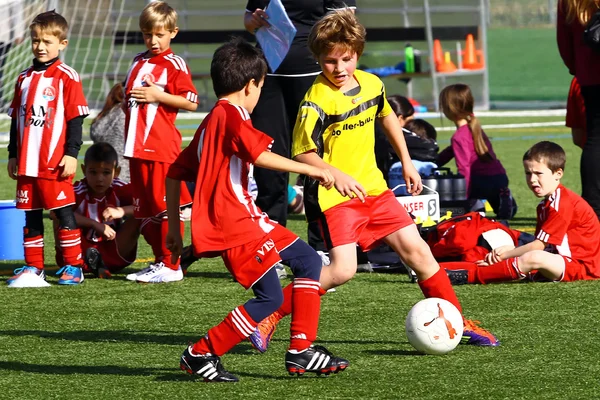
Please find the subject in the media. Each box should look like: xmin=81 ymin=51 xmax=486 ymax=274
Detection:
xmin=251 ymin=73 xmax=317 ymax=227
xmin=580 ymin=84 xmax=600 ymax=218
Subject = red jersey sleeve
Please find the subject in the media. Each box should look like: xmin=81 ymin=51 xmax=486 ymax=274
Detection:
xmin=229 ymin=118 xmax=273 ymax=163
xmin=536 ymin=201 xmax=572 ymax=246
xmin=113 ymin=180 xmax=134 ymax=207
xmin=60 ymin=66 xmax=89 ymax=121
xmin=167 ymin=57 xmax=198 ymax=104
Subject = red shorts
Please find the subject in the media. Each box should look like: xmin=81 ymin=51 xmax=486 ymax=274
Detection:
xmin=129 ymin=158 xmax=193 ymax=218
xmin=82 ymin=238 xmax=136 ymax=273
xmin=221 ymin=224 xmax=298 ymax=289
xmin=530 ymin=256 xmax=587 ymax=282
xmin=320 ymin=190 xmax=413 ymax=251
xmin=566 ymin=77 xmax=586 ymax=132
xmin=16 ymin=176 xmax=75 ymax=210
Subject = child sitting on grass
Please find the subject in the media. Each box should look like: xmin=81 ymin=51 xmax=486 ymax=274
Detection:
xmin=443 ymin=141 xmax=600 ymax=284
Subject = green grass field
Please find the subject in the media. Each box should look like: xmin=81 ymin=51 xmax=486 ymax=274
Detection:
xmin=1 ymin=114 xmax=597 ymax=399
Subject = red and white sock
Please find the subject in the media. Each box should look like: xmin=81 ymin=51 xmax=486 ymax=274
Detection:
xmin=290 ymin=278 xmax=322 ymax=351
xmin=24 ymin=233 xmax=44 ymax=270
xmin=58 ymin=228 xmax=83 ymax=267
xmin=418 ymin=266 xmax=463 ymax=314
xmin=192 ymin=306 xmax=257 ymax=356
xmin=475 ymin=258 xmax=525 ymax=284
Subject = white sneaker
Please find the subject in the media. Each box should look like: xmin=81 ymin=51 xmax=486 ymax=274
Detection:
xmin=8 ymin=271 xmax=51 ymax=288
xmin=126 ymin=264 xmax=155 ymax=281
xmin=135 ymin=262 xmax=184 ymax=283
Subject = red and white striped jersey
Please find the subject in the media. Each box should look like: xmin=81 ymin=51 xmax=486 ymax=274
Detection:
xmin=123 ymin=49 xmax=198 ymax=163
xmin=73 ymin=178 xmax=133 ymax=243
xmin=8 ymin=60 xmax=89 ymax=179
xmin=536 ymin=184 xmax=600 ymax=278
xmin=167 ymin=99 xmax=275 ymax=254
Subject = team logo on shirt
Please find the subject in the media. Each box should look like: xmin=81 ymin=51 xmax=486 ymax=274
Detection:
xmin=141 ymin=73 xmax=156 ymax=86
xmin=351 ymin=96 xmax=363 ymax=104
xmin=42 ymin=86 xmax=56 ymax=101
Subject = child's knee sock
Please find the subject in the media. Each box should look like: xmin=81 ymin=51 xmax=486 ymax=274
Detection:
xmin=192 ymin=306 xmax=257 ymax=356
xmin=475 ymin=258 xmax=525 ymax=284
xmin=24 ymin=230 xmax=44 ymax=270
xmin=272 ymin=281 xmax=327 ymax=322
xmin=58 ymin=228 xmax=83 ymax=267
xmin=290 ymin=278 xmax=322 ymax=351
xmin=418 ymin=267 xmax=462 ymax=314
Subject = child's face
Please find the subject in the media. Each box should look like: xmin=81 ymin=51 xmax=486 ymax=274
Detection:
xmin=523 ymin=159 xmax=562 ymax=198
xmin=245 ymin=77 xmax=264 ymax=113
xmin=30 ymin=28 xmax=67 ymax=63
xmin=318 ymin=47 xmax=358 ymax=90
xmin=82 ymin=161 xmax=119 ymax=197
xmin=143 ymin=26 xmax=178 ymax=55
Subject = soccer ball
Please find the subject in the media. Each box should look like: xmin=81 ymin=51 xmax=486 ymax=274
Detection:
xmin=405 ymin=297 xmax=464 ymax=355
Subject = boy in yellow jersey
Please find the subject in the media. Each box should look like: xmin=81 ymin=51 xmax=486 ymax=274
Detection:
xmin=248 ymin=9 xmax=499 ymax=352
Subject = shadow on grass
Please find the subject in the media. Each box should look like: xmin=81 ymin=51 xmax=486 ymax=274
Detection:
xmin=155 ymin=370 xmax=294 ymax=381
xmin=0 ymin=361 xmax=169 ymax=376
xmin=362 ymin=349 xmax=424 ymax=356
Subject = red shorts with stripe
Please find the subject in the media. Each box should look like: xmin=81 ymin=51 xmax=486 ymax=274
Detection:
xmin=531 ymin=255 xmax=590 ymax=282
xmin=16 ymin=176 xmax=75 ymax=210
xmin=82 ymin=238 xmax=137 ymax=273
xmin=129 ymin=158 xmax=192 ymax=218
xmin=221 ymin=223 xmax=298 ymax=289
xmin=320 ymin=190 xmax=413 ymax=251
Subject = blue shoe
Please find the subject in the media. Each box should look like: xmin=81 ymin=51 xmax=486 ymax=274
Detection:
xmin=7 ymin=266 xmax=45 ymax=285
xmin=248 ymin=312 xmax=281 ymax=353
xmin=56 ymin=265 xmax=84 ymax=285
xmin=462 ymin=320 xmax=500 ymax=346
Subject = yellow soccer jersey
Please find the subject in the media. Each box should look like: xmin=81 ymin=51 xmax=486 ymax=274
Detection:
xmin=292 ymin=69 xmax=393 ymax=212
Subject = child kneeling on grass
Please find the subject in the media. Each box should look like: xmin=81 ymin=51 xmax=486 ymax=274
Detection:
xmin=53 ymin=143 xmax=140 ymax=279
xmin=249 ymin=8 xmax=499 ymax=353
xmin=443 ymin=141 xmax=600 ymax=284
xmin=165 ymin=37 xmax=348 ymax=382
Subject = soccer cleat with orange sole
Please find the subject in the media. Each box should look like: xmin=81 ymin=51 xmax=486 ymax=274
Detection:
xmin=462 ymin=319 xmax=500 ymax=346
xmin=248 ymin=311 xmax=282 ymax=353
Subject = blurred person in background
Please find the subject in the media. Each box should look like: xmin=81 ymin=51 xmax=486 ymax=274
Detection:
xmin=0 ymin=0 xmax=24 ymax=110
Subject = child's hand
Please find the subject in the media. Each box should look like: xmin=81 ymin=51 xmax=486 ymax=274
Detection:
xmin=332 ymin=170 xmax=367 ymax=202
xmin=59 ymin=155 xmax=77 ymax=177
xmin=403 ymin=164 xmax=423 ymax=195
xmin=306 ymin=166 xmax=334 ymax=190
xmin=130 ymin=78 xmax=162 ymax=103
xmin=476 ymin=244 xmax=515 ymax=266
xmin=96 ymin=222 xmax=116 ymax=241
xmin=103 ymin=207 xmax=124 ymax=222
xmin=166 ymin=230 xmax=183 ymax=265
xmin=7 ymin=158 xmax=17 ymax=180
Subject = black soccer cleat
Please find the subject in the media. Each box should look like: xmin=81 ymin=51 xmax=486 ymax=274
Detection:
xmin=179 ymin=347 xmax=239 ymax=382
xmin=446 ymin=269 xmax=469 ymax=285
xmin=285 ymin=345 xmax=349 ymax=377
xmin=85 ymin=247 xmax=111 ymax=279
xmin=180 ymin=245 xmax=199 ymax=275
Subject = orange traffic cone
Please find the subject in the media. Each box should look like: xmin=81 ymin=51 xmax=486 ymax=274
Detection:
xmin=433 ymin=39 xmax=443 ymax=70
xmin=462 ymin=34 xmax=484 ymax=70
xmin=437 ymin=51 xmax=457 ymax=73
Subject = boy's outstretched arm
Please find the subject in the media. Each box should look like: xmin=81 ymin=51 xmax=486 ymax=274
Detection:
xmin=379 ymin=112 xmax=423 ymax=195
xmin=255 ymin=150 xmax=335 ymax=190
xmin=293 ymin=151 xmax=367 ymax=202
xmin=476 ymin=239 xmax=546 ymax=266
xmin=165 ymin=176 xmax=184 ymax=263
xmin=129 ymin=78 xmax=197 ymax=111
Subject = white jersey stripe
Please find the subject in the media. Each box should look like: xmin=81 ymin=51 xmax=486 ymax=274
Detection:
xmin=165 ymin=56 xmax=181 ymax=71
xmin=232 ymin=307 xmax=255 ymax=335
xmin=58 ymin=64 xmax=80 ymax=82
xmin=48 ymin=78 xmax=65 ymax=164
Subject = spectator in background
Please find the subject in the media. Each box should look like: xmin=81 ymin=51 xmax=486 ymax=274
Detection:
xmin=557 ymin=0 xmax=600 ymax=218
xmin=0 ymin=0 xmax=24 ymax=110
xmin=90 ymin=83 xmax=129 ymax=182
xmin=244 ymin=1 xmax=356 ymax=251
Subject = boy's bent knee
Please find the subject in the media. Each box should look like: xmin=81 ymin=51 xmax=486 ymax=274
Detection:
xmin=280 ymin=240 xmax=322 ymax=281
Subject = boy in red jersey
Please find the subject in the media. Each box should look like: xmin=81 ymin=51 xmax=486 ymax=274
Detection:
xmin=250 ymin=9 xmax=499 ymax=350
xmin=123 ymin=1 xmax=197 ymax=283
xmin=165 ymin=38 xmax=348 ymax=382
xmin=54 ymin=143 xmax=139 ymax=279
xmin=6 ymin=10 xmax=88 ymax=287
xmin=444 ymin=141 xmax=600 ymax=284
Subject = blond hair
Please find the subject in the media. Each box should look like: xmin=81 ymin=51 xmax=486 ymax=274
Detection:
xmin=308 ymin=9 xmax=365 ymax=59
xmin=30 ymin=10 xmax=69 ymax=41
xmin=439 ymin=84 xmax=491 ymax=160
xmin=561 ymin=0 xmax=599 ymax=25
xmin=139 ymin=1 xmax=177 ymax=33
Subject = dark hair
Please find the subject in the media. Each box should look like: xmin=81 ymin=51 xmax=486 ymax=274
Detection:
xmin=84 ymin=142 xmax=119 ymax=167
xmin=404 ymin=119 xmax=437 ymax=141
xmin=211 ymin=37 xmax=267 ymax=98
xmin=30 ymin=10 xmax=69 ymax=40
xmin=387 ymin=95 xmax=414 ymax=119
xmin=93 ymin=83 xmax=123 ymax=124
xmin=523 ymin=141 xmax=566 ymax=172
